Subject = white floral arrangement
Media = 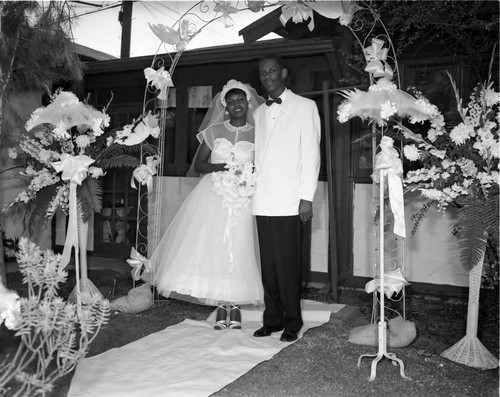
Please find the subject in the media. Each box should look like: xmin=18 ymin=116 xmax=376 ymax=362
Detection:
xmin=211 ymin=160 xmax=256 ymax=213
xmin=397 ymin=74 xmax=499 ymax=211
xmin=337 ymin=71 xmax=499 ymax=213
xmin=338 ymin=67 xmax=498 ymax=278
xmin=6 ymin=89 xmax=159 ymax=224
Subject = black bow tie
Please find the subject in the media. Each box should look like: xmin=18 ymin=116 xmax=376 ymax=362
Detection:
xmin=265 ymin=97 xmax=282 ymax=106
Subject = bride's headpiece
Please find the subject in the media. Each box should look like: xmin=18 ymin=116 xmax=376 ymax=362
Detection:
xmin=220 ymin=79 xmax=252 ymax=106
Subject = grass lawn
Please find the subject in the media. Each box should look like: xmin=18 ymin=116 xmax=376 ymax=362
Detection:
xmin=1 ymin=267 xmax=498 ymax=397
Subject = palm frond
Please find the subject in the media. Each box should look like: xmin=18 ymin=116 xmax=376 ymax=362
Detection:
xmin=455 ymin=195 xmax=499 ymax=271
xmin=97 ymin=154 xmax=141 ymax=170
xmin=94 ymin=143 xmax=158 ymax=171
xmin=78 ymin=178 xmax=103 ymax=222
xmin=27 ymin=185 xmax=58 ymax=238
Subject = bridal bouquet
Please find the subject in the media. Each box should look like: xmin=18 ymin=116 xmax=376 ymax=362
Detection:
xmin=211 ymin=160 xmax=256 ymax=264
xmin=211 ymin=160 xmax=256 ymax=213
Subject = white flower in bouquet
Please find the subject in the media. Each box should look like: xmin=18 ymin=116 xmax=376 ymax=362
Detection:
xmin=380 ymin=100 xmax=397 ymax=120
xmin=403 ymin=144 xmax=420 ymax=161
xmin=88 ymin=166 xmax=106 ymax=179
xmin=449 ymin=122 xmax=474 ymax=145
xmin=8 ymin=148 xmax=17 ymax=159
xmin=75 ymin=134 xmax=91 ymax=149
xmin=211 ymin=160 xmax=257 ymax=212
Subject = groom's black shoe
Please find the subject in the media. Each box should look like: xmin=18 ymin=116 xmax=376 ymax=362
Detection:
xmin=280 ymin=329 xmax=298 ymax=342
xmin=253 ymin=326 xmax=283 ymax=337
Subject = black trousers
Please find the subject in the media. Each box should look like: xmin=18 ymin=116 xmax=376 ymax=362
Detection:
xmin=256 ymin=215 xmax=303 ymax=333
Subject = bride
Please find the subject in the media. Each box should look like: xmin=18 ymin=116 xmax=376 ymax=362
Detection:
xmin=150 ymin=79 xmax=265 ymax=330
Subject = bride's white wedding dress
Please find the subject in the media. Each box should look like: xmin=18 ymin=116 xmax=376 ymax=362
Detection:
xmin=151 ymin=121 xmax=263 ymax=306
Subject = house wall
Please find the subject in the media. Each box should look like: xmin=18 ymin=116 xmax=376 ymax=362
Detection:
xmin=352 ymin=183 xmax=467 ymax=287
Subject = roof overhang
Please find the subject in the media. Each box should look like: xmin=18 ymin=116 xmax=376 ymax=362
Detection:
xmin=238 ymin=7 xmax=340 ymax=44
xmin=84 ymin=37 xmax=340 ymax=74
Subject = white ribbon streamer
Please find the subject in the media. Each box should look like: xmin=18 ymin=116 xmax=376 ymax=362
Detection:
xmin=52 ymin=153 xmax=94 ymax=269
xmin=371 ymin=136 xmax=406 ymax=237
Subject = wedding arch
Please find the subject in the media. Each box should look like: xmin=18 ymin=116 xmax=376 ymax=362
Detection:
xmin=135 ymin=0 xmax=497 ymax=374
xmin=129 ymin=0 xmax=412 ymax=380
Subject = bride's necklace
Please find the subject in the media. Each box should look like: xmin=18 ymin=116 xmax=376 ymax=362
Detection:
xmin=225 ymin=120 xmax=248 ymax=134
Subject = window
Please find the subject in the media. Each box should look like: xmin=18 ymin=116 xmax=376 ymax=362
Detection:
xmin=186 ymin=86 xmax=212 ymax=164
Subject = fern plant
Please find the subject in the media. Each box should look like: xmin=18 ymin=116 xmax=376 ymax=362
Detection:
xmin=0 ymin=238 xmax=110 ymax=396
xmin=454 ymin=189 xmax=499 ymax=272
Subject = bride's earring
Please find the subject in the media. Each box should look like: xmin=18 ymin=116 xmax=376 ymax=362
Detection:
xmin=224 ymin=110 xmax=229 ymax=120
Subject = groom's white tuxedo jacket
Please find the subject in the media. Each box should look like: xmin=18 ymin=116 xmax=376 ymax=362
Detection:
xmin=252 ymin=89 xmax=321 ymax=216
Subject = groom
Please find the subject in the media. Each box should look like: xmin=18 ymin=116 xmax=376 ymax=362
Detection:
xmin=252 ymin=54 xmax=321 ymax=342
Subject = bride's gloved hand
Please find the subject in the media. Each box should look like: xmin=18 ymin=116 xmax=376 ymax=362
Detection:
xmin=194 ymin=141 xmax=229 ymax=174
xmin=211 ymin=162 xmax=228 ymax=172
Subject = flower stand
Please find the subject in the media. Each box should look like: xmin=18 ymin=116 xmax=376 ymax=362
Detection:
xmin=441 ymin=258 xmax=498 ymax=369
xmin=358 ymin=167 xmax=408 ymax=381
xmin=68 ymin=216 xmax=104 ymax=303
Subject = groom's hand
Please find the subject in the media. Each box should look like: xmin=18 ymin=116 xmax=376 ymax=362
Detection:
xmin=299 ymin=199 xmax=313 ymax=224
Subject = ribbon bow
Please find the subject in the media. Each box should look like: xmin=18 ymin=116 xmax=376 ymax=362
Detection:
xmin=280 ymin=2 xmax=315 ymax=31
xmin=144 ymin=67 xmax=174 ymax=101
xmin=131 ymin=155 xmax=160 ymax=192
xmin=126 ymin=247 xmax=152 ymax=281
xmin=365 ymin=268 xmax=410 ymax=299
xmin=52 ymin=153 xmax=95 ymax=269
xmin=51 ymin=153 xmax=94 ymax=185
xmin=371 ymin=136 xmax=406 ymax=237
xmin=364 ymin=38 xmax=394 ymax=80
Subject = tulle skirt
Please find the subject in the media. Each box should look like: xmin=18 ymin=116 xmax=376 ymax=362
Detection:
xmin=151 ymin=174 xmax=264 ymax=306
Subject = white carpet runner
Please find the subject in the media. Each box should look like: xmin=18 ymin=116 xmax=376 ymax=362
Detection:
xmin=68 ymin=299 xmax=344 ymax=397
